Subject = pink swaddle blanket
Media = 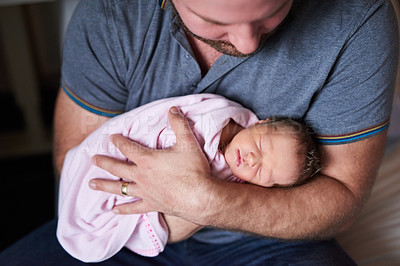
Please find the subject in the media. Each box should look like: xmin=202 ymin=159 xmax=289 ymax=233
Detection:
xmin=57 ymin=94 xmax=258 ymax=262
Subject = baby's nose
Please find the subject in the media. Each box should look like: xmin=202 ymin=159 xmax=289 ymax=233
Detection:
xmin=246 ymin=152 xmax=257 ymax=167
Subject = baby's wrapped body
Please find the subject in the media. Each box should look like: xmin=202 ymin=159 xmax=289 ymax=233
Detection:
xmin=57 ymin=94 xmax=258 ymax=262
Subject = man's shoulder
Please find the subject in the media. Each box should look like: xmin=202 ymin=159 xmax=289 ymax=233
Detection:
xmin=282 ymin=0 xmax=396 ymax=58
xmin=292 ymin=0 xmax=390 ymax=27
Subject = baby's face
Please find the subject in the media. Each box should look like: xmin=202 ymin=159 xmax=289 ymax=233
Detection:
xmin=224 ymin=122 xmax=302 ymax=187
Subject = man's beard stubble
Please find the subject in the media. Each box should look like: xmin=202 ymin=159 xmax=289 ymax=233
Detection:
xmin=181 ymin=23 xmax=270 ymax=58
xmin=170 ymin=2 xmax=271 ymax=58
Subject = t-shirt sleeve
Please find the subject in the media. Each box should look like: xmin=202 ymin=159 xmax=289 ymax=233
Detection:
xmin=306 ymin=1 xmax=399 ymax=145
xmin=61 ymin=0 xmax=128 ymax=117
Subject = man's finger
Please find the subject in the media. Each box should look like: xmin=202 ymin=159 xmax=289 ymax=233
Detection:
xmin=110 ymin=134 xmax=150 ymax=161
xmin=89 ymin=178 xmax=136 ymax=197
xmin=93 ymin=154 xmax=134 ymax=180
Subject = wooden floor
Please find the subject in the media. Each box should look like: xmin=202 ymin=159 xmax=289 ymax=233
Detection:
xmin=337 ymin=138 xmax=400 ymax=266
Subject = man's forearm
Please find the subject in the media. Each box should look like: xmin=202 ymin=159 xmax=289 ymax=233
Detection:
xmin=198 ymin=175 xmax=361 ymax=239
xmin=193 ymin=134 xmax=385 ymax=239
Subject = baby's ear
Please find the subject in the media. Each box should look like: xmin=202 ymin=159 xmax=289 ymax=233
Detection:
xmin=256 ymin=118 xmax=271 ymax=124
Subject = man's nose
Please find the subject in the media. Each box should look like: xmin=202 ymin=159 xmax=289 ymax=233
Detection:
xmin=228 ymin=23 xmax=262 ymax=54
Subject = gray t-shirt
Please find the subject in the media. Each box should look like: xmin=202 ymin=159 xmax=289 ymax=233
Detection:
xmin=61 ymin=0 xmax=398 ymax=242
xmin=62 ymin=0 xmax=398 ymax=144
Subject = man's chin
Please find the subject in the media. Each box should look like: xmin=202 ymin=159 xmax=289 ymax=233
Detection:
xmin=188 ymin=32 xmax=270 ymax=58
xmin=206 ymin=42 xmax=253 ymax=58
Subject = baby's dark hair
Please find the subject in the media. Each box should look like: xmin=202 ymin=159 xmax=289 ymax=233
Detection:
xmin=260 ymin=117 xmax=322 ymax=186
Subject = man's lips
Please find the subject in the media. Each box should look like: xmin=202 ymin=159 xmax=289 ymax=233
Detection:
xmin=236 ymin=149 xmax=242 ymax=167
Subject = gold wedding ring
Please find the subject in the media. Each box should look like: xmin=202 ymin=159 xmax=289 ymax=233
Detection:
xmin=121 ymin=182 xmax=129 ymax=196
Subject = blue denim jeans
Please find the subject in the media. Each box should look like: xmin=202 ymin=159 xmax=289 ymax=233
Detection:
xmin=0 ymin=219 xmax=355 ymax=265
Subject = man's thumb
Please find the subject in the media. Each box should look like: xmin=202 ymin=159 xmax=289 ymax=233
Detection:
xmin=168 ymin=106 xmax=195 ymax=141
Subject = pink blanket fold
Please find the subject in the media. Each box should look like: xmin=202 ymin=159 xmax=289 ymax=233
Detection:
xmin=57 ymin=94 xmax=258 ymax=262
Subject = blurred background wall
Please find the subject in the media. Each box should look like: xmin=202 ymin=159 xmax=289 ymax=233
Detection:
xmin=0 ymin=0 xmax=78 ymax=251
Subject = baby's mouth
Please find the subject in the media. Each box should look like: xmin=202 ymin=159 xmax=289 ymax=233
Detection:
xmin=236 ymin=149 xmax=242 ymax=167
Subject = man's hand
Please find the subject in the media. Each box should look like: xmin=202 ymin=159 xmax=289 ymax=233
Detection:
xmin=89 ymin=107 xmax=213 ymax=222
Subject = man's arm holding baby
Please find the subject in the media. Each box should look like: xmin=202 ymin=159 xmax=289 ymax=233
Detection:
xmin=201 ymin=134 xmax=385 ymax=239
xmin=53 ymin=88 xmax=110 ymax=177
xmin=91 ymin=108 xmax=387 ymax=239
